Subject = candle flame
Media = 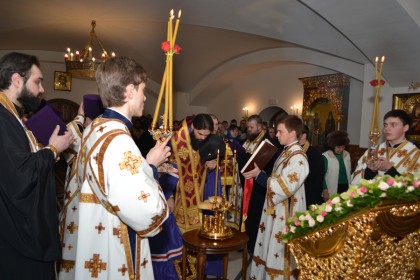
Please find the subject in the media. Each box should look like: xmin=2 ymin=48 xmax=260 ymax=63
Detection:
xmin=381 ymin=56 xmax=385 ymax=62
xmin=375 ymin=57 xmax=378 ymax=63
xmin=178 ymin=10 xmax=182 ymax=18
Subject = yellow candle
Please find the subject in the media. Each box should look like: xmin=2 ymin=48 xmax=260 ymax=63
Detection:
xmin=375 ymin=56 xmax=378 ymax=81
xmin=215 ymin=150 xmax=220 ymax=197
xmin=172 ymin=10 xmax=182 ymax=45
xmin=378 ymin=56 xmax=385 ymax=82
xmin=169 ymin=9 xmax=174 ymax=46
xmin=169 ymin=57 xmax=173 ymax=130
xmin=152 ymin=67 xmax=168 ymax=128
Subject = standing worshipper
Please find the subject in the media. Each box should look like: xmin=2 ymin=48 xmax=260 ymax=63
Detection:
xmin=237 ymin=114 xmax=276 ymax=254
xmin=352 ymin=109 xmax=420 ymax=184
xmin=244 ymin=115 xmax=309 ymax=280
xmin=299 ymin=125 xmax=325 ymax=207
xmin=0 ymin=52 xmax=73 ymax=279
xmin=74 ymin=56 xmax=170 ymax=279
xmin=322 ymin=130 xmax=351 ymax=200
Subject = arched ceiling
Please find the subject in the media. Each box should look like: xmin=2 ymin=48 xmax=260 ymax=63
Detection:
xmin=1 ymin=0 xmax=419 ymax=103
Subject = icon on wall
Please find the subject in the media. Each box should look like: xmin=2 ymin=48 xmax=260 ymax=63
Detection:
xmin=54 ymin=71 xmax=72 ymax=91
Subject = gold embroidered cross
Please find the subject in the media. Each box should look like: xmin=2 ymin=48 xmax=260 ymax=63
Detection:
xmin=177 ymin=146 xmax=189 ymax=160
xmin=138 ymin=191 xmax=151 ymax=202
xmin=84 ymin=254 xmax=107 ymax=277
xmin=95 ymin=222 xmax=105 ymax=234
xmin=67 ymin=221 xmax=78 ymax=234
xmin=118 ymin=264 xmax=128 ymax=276
xmin=119 ymin=151 xmax=142 ymax=175
xmin=67 ymin=244 xmax=73 ymax=251
xmin=288 ymin=172 xmax=298 ymax=184
xmin=274 ymin=231 xmax=282 ymax=243
xmin=271 ymin=211 xmax=277 ymax=219
xmin=113 ymin=226 xmax=122 ymax=243
xmin=397 ymin=149 xmax=408 ymax=157
xmin=97 ymin=125 xmax=106 ymax=133
xmin=141 ymin=258 xmax=148 ymax=268
xmin=259 ymin=222 xmax=266 ymax=233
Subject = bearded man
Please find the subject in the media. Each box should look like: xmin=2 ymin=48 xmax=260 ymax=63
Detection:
xmin=0 ymin=52 xmax=73 ymax=279
xmin=238 ymin=114 xmax=278 ymax=254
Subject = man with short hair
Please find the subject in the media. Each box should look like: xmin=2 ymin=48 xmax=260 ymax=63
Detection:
xmin=244 ymin=115 xmax=309 ymax=279
xmin=73 ymin=56 xmax=170 ymax=279
xmin=0 ymin=52 xmax=73 ymax=279
xmin=352 ymin=109 xmax=420 ymax=184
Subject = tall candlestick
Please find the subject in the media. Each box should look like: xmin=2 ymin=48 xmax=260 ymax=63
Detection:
xmin=378 ymin=56 xmax=385 ymax=82
xmin=375 ymin=56 xmax=378 ymax=81
xmin=152 ymin=67 xmax=168 ymax=128
xmin=215 ymin=150 xmax=220 ymax=197
xmin=169 ymin=56 xmax=173 ymax=130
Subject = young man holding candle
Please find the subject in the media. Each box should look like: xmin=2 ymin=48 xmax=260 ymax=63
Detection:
xmin=73 ymin=56 xmax=170 ymax=279
xmin=352 ymin=109 xmax=420 ymax=185
xmin=243 ymin=115 xmax=309 ymax=280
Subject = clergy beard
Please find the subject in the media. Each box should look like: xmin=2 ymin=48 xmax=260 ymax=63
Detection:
xmin=247 ymin=131 xmax=260 ymax=142
xmin=190 ymin=132 xmax=203 ymax=150
xmin=17 ymin=85 xmax=41 ymax=113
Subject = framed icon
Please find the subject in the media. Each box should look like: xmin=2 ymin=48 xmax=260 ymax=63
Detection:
xmin=392 ymin=93 xmax=420 ymax=144
xmin=54 ymin=71 xmax=72 ymax=91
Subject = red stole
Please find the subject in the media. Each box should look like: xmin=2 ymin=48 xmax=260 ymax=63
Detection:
xmin=171 ymin=120 xmax=207 ymax=233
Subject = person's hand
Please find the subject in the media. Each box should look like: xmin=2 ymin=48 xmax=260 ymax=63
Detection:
xmin=205 ymin=159 xmax=217 ymax=170
xmin=323 ymin=189 xmax=330 ymax=201
xmin=167 ymin=197 xmax=175 ymax=213
xmin=78 ymin=99 xmax=85 ymax=116
xmin=146 ymin=136 xmax=171 ymax=167
xmin=48 ymin=125 xmax=74 ymax=154
xmin=242 ymin=163 xmax=261 ymax=179
xmin=366 ymin=159 xmax=380 ymax=171
xmin=375 ymin=157 xmax=393 ymax=172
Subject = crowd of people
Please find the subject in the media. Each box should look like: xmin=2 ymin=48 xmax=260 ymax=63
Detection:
xmin=0 ymin=52 xmax=419 ymax=280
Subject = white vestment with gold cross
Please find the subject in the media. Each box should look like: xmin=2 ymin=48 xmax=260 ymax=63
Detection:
xmin=74 ymin=118 xmax=168 ymax=280
xmin=58 ymin=114 xmax=85 ymax=279
xmin=250 ymin=142 xmax=309 ymax=280
xmin=351 ymin=140 xmax=420 ymax=185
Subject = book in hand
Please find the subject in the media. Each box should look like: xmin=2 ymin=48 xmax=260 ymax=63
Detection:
xmin=25 ymin=104 xmax=67 ymax=147
xmin=241 ymin=139 xmax=278 ymax=173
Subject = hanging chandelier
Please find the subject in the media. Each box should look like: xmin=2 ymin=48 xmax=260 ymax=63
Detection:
xmin=64 ymin=20 xmax=115 ymax=79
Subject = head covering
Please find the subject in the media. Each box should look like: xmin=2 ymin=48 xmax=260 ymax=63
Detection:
xmin=199 ymin=134 xmax=226 ymax=161
xmin=25 ymin=104 xmax=66 ymax=146
xmin=83 ymin=94 xmax=104 ymax=119
xmin=327 ymin=130 xmax=350 ymax=149
xmin=34 ymin=99 xmax=62 ymax=117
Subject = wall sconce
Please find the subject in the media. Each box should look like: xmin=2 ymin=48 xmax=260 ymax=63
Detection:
xmin=290 ymin=104 xmax=299 ymax=115
xmin=242 ymin=106 xmax=249 ymax=120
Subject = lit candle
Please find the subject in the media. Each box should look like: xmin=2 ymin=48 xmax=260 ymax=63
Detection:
xmin=92 ymin=57 xmax=96 ymax=62
xmin=375 ymin=56 xmax=378 ymax=81
xmin=101 ymin=52 xmax=106 ymax=60
xmin=67 ymin=48 xmax=71 ymax=58
xmin=172 ymin=10 xmax=182 ymax=45
xmin=75 ymin=51 xmax=80 ymax=60
xmin=64 ymin=53 xmax=69 ymax=61
xmin=70 ymin=52 xmax=74 ymax=61
xmin=88 ymin=47 xmax=92 ymax=60
xmin=111 ymin=52 xmax=116 ymax=57
xmin=169 ymin=9 xmax=174 ymax=46
xmin=378 ymin=56 xmax=385 ymax=82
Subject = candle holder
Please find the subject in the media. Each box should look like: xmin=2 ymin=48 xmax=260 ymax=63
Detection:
xmin=199 ymin=196 xmax=233 ymax=240
xmin=149 ymin=10 xmax=182 ymax=142
xmin=368 ymin=56 xmax=385 ymax=160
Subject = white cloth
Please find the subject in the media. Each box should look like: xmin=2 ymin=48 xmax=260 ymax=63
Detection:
xmin=58 ymin=114 xmax=84 ymax=279
xmin=322 ymin=150 xmax=351 ymax=195
xmin=351 ymin=140 xmax=420 ymax=185
xmin=250 ymin=143 xmax=309 ymax=280
xmin=74 ymin=118 xmax=168 ymax=280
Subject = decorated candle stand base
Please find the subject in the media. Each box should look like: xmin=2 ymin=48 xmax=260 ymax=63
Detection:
xmin=149 ymin=125 xmax=172 ymax=142
xmin=198 ymin=196 xmax=234 ymax=240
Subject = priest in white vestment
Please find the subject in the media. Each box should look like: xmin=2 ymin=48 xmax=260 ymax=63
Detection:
xmin=243 ymin=115 xmax=309 ymax=280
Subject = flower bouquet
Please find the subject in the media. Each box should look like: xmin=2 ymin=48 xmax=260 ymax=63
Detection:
xmin=281 ymin=174 xmax=420 ymax=242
